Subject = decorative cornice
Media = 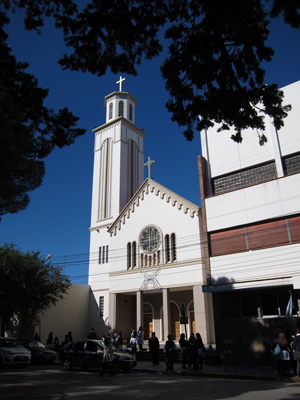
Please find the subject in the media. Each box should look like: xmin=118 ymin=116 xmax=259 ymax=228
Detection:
xmin=93 ymin=117 xmax=146 ymax=136
xmin=109 ymin=259 xmax=204 ymax=277
xmin=108 ymin=178 xmax=201 ymax=236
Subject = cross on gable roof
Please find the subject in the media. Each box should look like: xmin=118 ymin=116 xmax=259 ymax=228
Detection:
xmin=108 ymin=178 xmax=200 ymax=236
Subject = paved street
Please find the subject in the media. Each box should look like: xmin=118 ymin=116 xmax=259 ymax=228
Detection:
xmin=0 ymin=364 xmax=300 ymax=400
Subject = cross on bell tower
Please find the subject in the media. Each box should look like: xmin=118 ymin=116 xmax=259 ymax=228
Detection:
xmin=116 ymin=76 xmax=126 ymax=92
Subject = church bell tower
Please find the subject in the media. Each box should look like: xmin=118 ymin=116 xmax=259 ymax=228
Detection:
xmin=90 ymin=76 xmax=146 ymax=233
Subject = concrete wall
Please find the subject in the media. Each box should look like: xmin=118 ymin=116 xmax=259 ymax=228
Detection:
xmin=201 ymin=80 xmax=300 ymax=178
xmin=37 ymin=284 xmax=90 ymax=345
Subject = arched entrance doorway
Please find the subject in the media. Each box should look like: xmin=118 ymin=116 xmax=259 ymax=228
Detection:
xmin=170 ymin=302 xmax=180 ymax=340
xmin=143 ymin=303 xmax=153 ymax=340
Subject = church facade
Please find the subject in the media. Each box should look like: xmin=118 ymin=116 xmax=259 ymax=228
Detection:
xmin=88 ymin=78 xmax=214 ymax=344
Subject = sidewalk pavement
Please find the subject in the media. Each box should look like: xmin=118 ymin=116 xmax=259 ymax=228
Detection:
xmin=132 ymin=359 xmax=300 ymax=382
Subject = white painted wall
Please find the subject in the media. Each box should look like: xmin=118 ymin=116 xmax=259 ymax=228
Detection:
xmin=108 ymin=190 xmax=202 ymax=276
xmin=201 ymin=80 xmax=300 ymax=178
xmin=210 ymin=243 xmax=300 ymax=287
xmin=206 ymin=173 xmax=300 ymax=231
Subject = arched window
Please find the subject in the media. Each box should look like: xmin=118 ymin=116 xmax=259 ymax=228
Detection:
xmin=127 ymin=243 xmax=131 ymax=269
xmin=129 ymin=103 xmax=133 ymax=121
xmin=132 ymin=241 xmax=137 ymax=268
xmin=171 ymin=233 xmax=177 ymax=262
xmin=109 ymin=102 xmax=113 ymax=119
xmin=165 ymin=234 xmax=170 ymax=263
xmin=165 ymin=234 xmax=176 ymax=263
xmin=118 ymin=100 xmax=124 ymax=117
xmin=99 ymin=139 xmax=112 ymax=220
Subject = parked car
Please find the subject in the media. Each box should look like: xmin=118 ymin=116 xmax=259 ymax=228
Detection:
xmin=19 ymin=340 xmax=57 ymax=364
xmin=59 ymin=339 xmax=136 ymax=372
xmin=0 ymin=337 xmax=31 ymax=366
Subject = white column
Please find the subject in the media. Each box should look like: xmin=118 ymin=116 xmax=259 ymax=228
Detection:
xmin=136 ymin=291 xmax=143 ymax=330
xmin=163 ymin=288 xmax=170 ymax=341
xmin=109 ymin=293 xmax=117 ymax=331
xmin=193 ymin=285 xmax=215 ymax=345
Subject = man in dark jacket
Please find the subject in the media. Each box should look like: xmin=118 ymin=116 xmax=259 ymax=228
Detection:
xmin=164 ymin=334 xmax=176 ymax=371
xmin=149 ymin=332 xmax=160 ymax=365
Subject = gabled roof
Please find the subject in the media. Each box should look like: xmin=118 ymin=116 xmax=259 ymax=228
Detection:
xmin=108 ymin=178 xmax=201 ymax=236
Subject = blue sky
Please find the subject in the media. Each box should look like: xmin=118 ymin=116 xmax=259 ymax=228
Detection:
xmin=1 ymin=9 xmax=300 ymax=285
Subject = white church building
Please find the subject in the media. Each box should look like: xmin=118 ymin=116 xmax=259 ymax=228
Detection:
xmin=88 ymin=78 xmax=214 ymax=344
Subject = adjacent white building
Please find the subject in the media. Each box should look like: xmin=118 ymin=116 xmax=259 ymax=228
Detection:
xmin=198 ymin=80 xmax=300 ymax=358
xmin=88 ymin=79 xmax=214 ymax=344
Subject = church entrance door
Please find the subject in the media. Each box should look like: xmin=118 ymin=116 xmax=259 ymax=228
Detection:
xmin=190 ymin=311 xmax=195 ymax=334
xmin=143 ymin=313 xmax=153 ymax=341
xmin=170 ymin=302 xmax=180 ymax=340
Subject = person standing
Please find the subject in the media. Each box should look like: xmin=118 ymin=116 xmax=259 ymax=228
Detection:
xmin=196 ymin=332 xmax=204 ymax=370
xmin=130 ymin=326 xmax=137 ymax=355
xmin=292 ymin=328 xmax=300 ymax=377
xmin=116 ymin=331 xmax=123 ymax=351
xmin=137 ymin=326 xmax=144 ymax=352
xmin=88 ymin=328 xmax=97 ymax=339
xmin=188 ymin=333 xmax=198 ymax=371
xmin=46 ymin=332 xmax=53 ymax=348
xmin=149 ymin=332 xmax=160 ymax=365
xmin=179 ymin=333 xmax=188 ymax=369
xmin=274 ymin=331 xmax=290 ymax=376
xmin=164 ymin=334 xmax=176 ymax=372
xmin=53 ymin=336 xmax=60 ymax=349
xmin=34 ymin=333 xmax=40 ymax=341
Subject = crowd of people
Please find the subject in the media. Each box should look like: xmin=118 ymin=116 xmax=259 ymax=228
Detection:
xmin=35 ymin=325 xmax=300 ymax=377
xmin=38 ymin=325 xmax=219 ymax=376
xmin=272 ymin=328 xmax=300 ymax=377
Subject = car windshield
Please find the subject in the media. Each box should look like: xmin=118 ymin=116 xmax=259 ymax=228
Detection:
xmin=0 ymin=338 xmax=22 ymax=348
xmin=96 ymin=340 xmax=119 ymax=352
xmin=27 ymin=341 xmax=46 ymax=348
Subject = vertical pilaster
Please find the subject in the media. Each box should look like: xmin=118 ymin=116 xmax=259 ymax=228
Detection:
xmin=109 ymin=293 xmax=117 ymax=331
xmin=193 ymin=285 xmax=215 ymax=345
xmin=163 ymin=288 xmax=170 ymax=341
xmin=136 ymin=291 xmax=143 ymax=330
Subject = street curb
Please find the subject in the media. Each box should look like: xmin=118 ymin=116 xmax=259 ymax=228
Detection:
xmin=132 ymin=367 xmax=299 ymax=382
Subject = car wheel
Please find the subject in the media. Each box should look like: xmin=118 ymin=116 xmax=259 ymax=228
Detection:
xmin=123 ymin=367 xmax=130 ymax=373
xmin=62 ymin=358 xmax=72 ymax=370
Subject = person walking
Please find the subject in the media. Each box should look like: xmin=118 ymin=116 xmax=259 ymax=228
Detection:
xmin=149 ymin=332 xmax=160 ymax=365
xmin=100 ymin=338 xmax=114 ymax=376
xmin=164 ymin=334 xmax=176 ymax=372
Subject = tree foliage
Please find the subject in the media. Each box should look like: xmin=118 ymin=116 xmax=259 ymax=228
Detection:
xmin=0 ymin=3 xmax=85 ymax=220
xmin=0 ymin=243 xmax=71 ymax=336
xmin=1 ymin=1 xmax=300 ymax=219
